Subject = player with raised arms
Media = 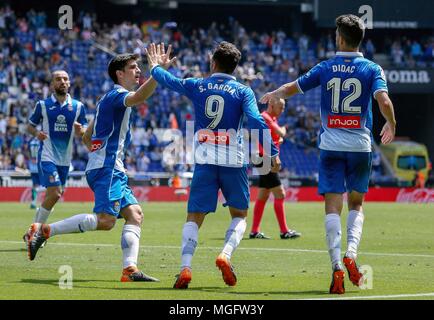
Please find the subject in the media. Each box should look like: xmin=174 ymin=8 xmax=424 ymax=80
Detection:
xmin=260 ymin=14 xmax=396 ymax=294
xmin=26 ymin=48 xmax=175 ymax=282
xmin=146 ymin=41 xmax=281 ymax=289
xmin=24 ymin=70 xmax=87 ymax=242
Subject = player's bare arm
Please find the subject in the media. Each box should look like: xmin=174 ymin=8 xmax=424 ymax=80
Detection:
xmin=375 ymin=91 xmax=396 ymax=145
xmin=260 ymin=81 xmax=300 ymax=104
xmin=82 ymin=119 xmax=94 ymax=151
xmin=275 ymin=124 xmax=287 ymax=138
xmin=27 ymin=123 xmax=47 ymax=141
xmin=125 ymin=43 xmax=176 ymax=107
xmin=271 ymin=155 xmax=281 ymax=173
xmin=124 ymin=69 xmax=158 ymax=107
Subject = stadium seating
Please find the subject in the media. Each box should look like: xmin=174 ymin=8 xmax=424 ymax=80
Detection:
xmin=0 ymin=9 xmax=399 ymax=179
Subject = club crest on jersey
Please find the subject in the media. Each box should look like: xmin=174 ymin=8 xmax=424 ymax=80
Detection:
xmin=67 ymin=103 xmax=73 ymax=111
xmin=54 ymin=114 xmax=68 ymax=132
xmin=113 ymin=201 xmax=120 ymax=213
xmin=328 ymin=115 xmax=361 ymax=129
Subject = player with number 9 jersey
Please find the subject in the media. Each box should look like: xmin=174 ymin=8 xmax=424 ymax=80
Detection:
xmin=146 ymin=41 xmax=280 ymax=289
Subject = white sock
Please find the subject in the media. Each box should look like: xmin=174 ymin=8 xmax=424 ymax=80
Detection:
xmin=121 ymin=224 xmax=141 ymax=269
xmin=222 ymin=217 xmax=247 ymax=259
xmin=180 ymin=221 xmax=199 ymax=270
xmin=325 ymin=213 xmax=342 ymax=270
xmin=50 ymin=213 xmax=98 ymax=237
xmin=34 ymin=206 xmax=52 ymax=223
xmin=346 ymin=210 xmax=364 ymax=259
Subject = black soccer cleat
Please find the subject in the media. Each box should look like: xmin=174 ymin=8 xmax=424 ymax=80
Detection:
xmin=27 ymin=223 xmax=50 ymax=261
xmin=121 ymin=266 xmax=160 ymax=282
xmin=249 ymin=232 xmax=271 ymax=239
xmin=280 ymin=230 xmax=301 ymax=239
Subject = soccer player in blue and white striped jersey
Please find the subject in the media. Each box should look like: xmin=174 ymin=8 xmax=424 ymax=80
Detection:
xmin=261 ymin=15 xmax=396 ymax=294
xmin=26 ymin=49 xmax=175 ymax=282
xmin=146 ymin=42 xmax=280 ymax=289
xmin=24 ymin=70 xmax=87 ymax=238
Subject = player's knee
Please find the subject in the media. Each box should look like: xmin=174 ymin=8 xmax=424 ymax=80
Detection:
xmin=97 ymin=215 xmax=116 ymax=230
xmin=348 ymin=193 xmax=364 ymax=210
xmin=126 ymin=207 xmax=143 ymax=225
xmin=229 ymin=208 xmax=248 ymax=219
xmin=348 ymin=200 xmax=363 ymax=211
xmin=133 ymin=208 xmax=144 ymax=225
xmin=274 ymin=189 xmax=285 ymax=199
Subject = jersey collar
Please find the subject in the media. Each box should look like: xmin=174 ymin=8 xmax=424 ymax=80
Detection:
xmin=210 ymin=73 xmax=236 ymax=80
xmin=51 ymin=93 xmax=72 ymax=107
xmin=336 ymin=51 xmax=364 ymax=57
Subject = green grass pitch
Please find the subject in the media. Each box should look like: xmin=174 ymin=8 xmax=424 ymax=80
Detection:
xmin=0 ymin=202 xmax=433 ymax=300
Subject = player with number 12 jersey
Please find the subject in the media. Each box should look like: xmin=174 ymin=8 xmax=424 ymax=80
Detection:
xmin=260 ymin=14 xmax=396 ymax=294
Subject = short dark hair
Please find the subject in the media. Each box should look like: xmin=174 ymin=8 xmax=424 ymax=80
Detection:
xmin=108 ymin=53 xmax=140 ymax=84
xmin=212 ymin=41 xmax=241 ymax=74
xmin=50 ymin=70 xmax=69 ymax=82
xmin=335 ymin=14 xmax=365 ymax=48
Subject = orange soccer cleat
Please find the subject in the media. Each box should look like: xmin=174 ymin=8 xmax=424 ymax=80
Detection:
xmin=173 ymin=267 xmax=192 ymax=289
xmin=329 ymin=269 xmax=345 ymax=294
xmin=27 ymin=223 xmax=50 ymax=261
xmin=120 ymin=266 xmax=159 ymax=282
xmin=343 ymin=256 xmax=364 ymax=287
xmin=215 ymin=253 xmax=237 ymax=286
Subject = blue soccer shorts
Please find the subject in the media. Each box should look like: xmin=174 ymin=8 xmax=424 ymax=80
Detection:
xmin=318 ymin=150 xmax=372 ymax=195
xmin=86 ymin=167 xmax=138 ymax=218
xmin=188 ymin=164 xmax=250 ymax=214
xmin=31 ymin=172 xmax=41 ymax=186
xmin=39 ymin=161 xmax=69 ymax=188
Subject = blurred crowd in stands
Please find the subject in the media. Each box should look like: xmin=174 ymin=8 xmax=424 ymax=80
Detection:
xmin=1 ymin=5 xmax=432 ymax=179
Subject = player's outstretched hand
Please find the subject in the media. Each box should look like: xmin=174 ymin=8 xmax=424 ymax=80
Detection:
xmin=145 ymin=42 xmax=177 ymax=70
xmin=37 ymin=131 xmax=48 ymax=141
xmin=259 ymin=91 xmax=280 ymax=106
xmin=380 ymin=121 xmax=396 ymax=145
xmin=270 ymin=155 xmax=281 ymax=173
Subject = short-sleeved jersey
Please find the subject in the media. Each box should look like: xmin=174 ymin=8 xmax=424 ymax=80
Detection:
xmin=297 ymin=51 xmax=388 ymax=152
xmin=28 ymin=138 xmax=40 ymax=173
xmin=151 ymin=66 xmax=279 ymax=167
xmin=86 ymin=85 xmax=131 ymax=173
xmin=261 ymin=111 xmax=281 ymax=152
xmin=29 ymin=94 xmax=88 ymax=166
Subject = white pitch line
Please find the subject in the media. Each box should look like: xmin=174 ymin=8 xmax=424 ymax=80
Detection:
xmin=298 ymin=292 xmax=434 ymax=300
xmin=1 ymin=240 xmax=434 ymax=259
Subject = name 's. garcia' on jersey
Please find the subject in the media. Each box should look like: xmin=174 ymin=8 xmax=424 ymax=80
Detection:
xmin=198 ymin=83 xmax=236 ymax=95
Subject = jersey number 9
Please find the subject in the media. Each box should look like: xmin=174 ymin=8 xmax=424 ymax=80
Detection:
xmin=205 ymin=95 xmax=225 ymax=129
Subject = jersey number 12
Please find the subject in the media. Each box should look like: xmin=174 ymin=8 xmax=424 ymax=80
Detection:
xmin=327 ymin=77 xmax=362 ymax=114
